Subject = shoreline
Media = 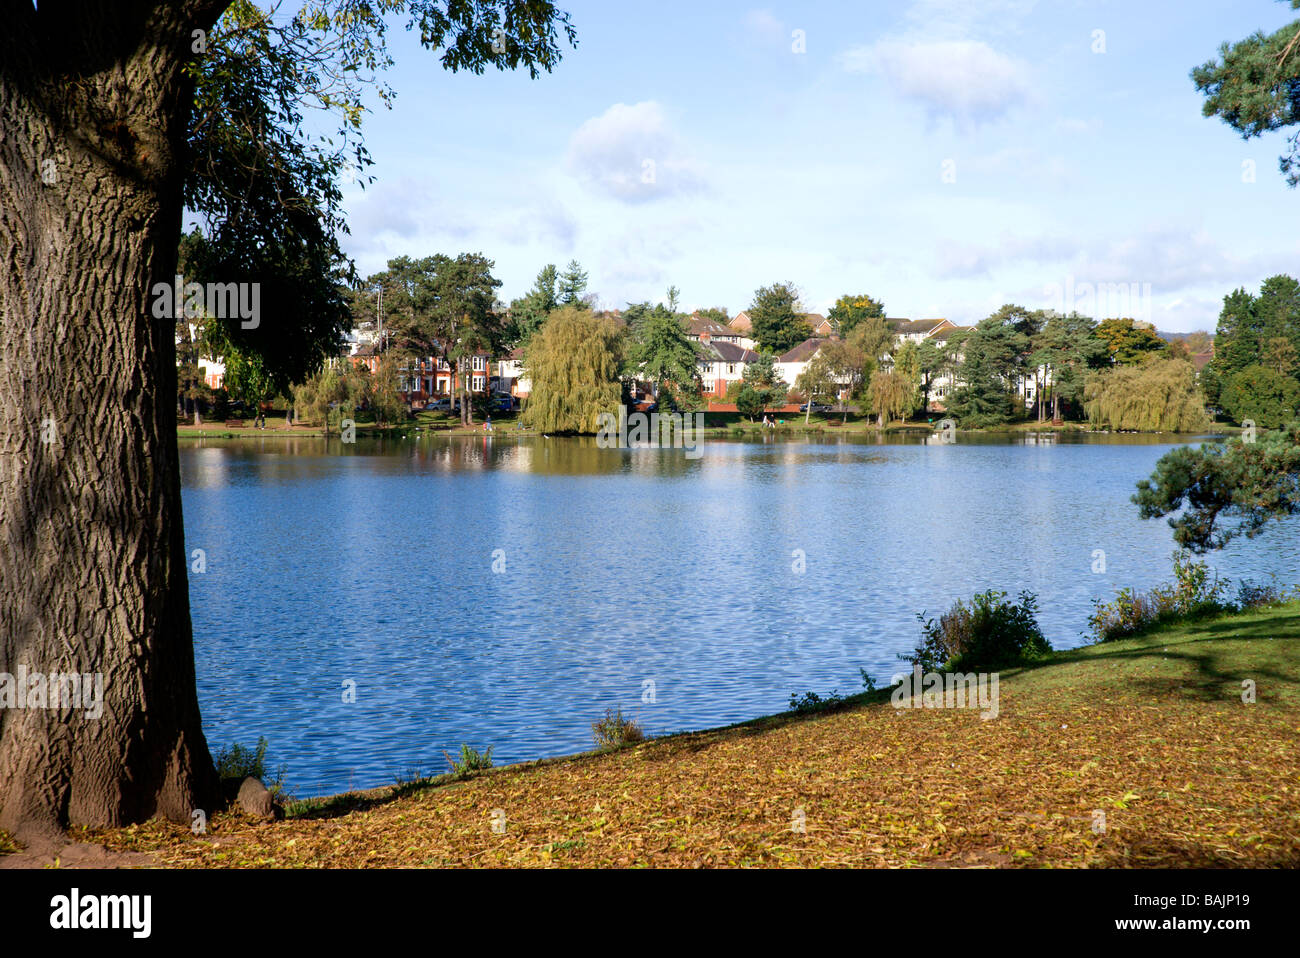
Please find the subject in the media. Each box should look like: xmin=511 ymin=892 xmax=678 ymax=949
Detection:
xmin=12 ymin=600 xmax=1294 ymax=868
xmin=175 ymin=420 xmax=1222 ymax=441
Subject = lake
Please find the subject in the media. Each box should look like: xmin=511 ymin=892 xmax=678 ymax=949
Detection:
xmin=180 ymin=431 xmax=1300 ymax=797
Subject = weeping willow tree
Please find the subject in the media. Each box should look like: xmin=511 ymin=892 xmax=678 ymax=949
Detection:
xmin=1084 ymin=358 xmax=1211 ymax=432
xmin=292 ymin=361 xmax=370 ymax=434
xmin=867 ymin=368 xmax=916 ymax=427
xmin=522 ymin=307 xmax=624 ymax=433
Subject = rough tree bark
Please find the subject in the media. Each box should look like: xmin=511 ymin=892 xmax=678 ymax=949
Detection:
xmin=0 ymin=0 xmax=225 ymax=844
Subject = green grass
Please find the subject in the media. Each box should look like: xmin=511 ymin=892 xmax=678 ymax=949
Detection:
xmin=55 ymin=599 xmax=1300 ymax=868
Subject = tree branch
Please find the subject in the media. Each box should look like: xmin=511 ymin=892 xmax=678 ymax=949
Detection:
xmin=1278 ymin=25 xmax=1300 ymax=69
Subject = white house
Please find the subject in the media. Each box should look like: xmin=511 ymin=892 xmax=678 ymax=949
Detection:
xmin=698 ymin=341 xmax=760 ymax=398
xmin=774 ymin=337 xmax=830 ymax=391
xmin=889 ymin=318 xmax=954 ymax=345
xmin=725 ymin=312 xmax=758 ymax=351
xmin=496 ymin=348 xmax=530 ymax=398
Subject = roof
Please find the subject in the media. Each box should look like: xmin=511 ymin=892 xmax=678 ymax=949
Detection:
xmin=703 ymin=341 xmax=760 ymax=363
xmin=686 ymin=315 xmax=739 ymax=339
xmin=777 ymin=337 xmax=828 ymax=363
xmin=928 ymin=325 xmax=973 ymax=343
xmin=890 ymin=318 xmax=951 ymax=336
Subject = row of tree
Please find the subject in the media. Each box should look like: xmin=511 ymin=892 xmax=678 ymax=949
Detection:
xmin=1201 ymin=275 xmax=1300 ymax=427
xmin=184 ymin=259 xmax=1298 ymax=438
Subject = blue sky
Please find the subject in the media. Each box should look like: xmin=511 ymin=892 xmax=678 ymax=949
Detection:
xmin=337 ymin=0 xmax=1300 ymax=332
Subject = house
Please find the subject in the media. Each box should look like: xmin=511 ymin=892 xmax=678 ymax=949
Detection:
xmin=774 ymin=337 xmax=830 ymax=391
xmin=174 ymin=321 xmax=226 ymax=390
xmin=496 ymin=347 xmax=530 ymax=399
xmin=686 ymin=314 xmax=744 ymax=346
xmin=726 ymin=311 xmax=757 ymax=351
xmin=197 ymin=358 xmax=224 ymax=390
xmin=432 ymin=350 xmax=493 ymax=397
xmin=920 ymin=325 xmax=1054 ymax=414
xmin=698 ymin=341 xmax=760 ymax=398
xmin=350 ymin=342 xmax=380 ymax=376
xmin=350 ymin=343 xmax=494 ymax=407
xmin=888 ymin=318 xmax=955 ymax=344
xmin=924 ymin=326 xmax=973 ymax=407
xmin=802 ymin=313 xmax=835 ymax=337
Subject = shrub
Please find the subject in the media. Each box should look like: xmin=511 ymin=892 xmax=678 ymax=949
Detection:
xmin=443 ymin=744 xmax=494 ymax=779
xmin=1088 ymin=551 xmax=1231 ymax=642
xmin=1235 ymin=578 xmax=1300 ymax=611
xmin=592 ymin=707 xmax=645 ymax=749
xmin=907 ymin=590 xmax=1051 ymax=672
xmin=393 ymin=764 xmax=427 ymax=787
xmin=788 ymin=690 xmax=845 ymax=714
xmin=212 ymin=736 xmax=288 ymax=797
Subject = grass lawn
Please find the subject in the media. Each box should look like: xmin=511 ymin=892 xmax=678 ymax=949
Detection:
xmin=176 ymin=408 xmax=535 ymax=439
xmin=175 ymin=408 xmax=1118 ymax=440
xmin=30 ymin=600 xmax=1297 ymax=868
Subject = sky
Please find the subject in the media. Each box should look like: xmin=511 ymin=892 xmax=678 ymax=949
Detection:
xmin=334 ymin=0 xmax=1300 ymax=332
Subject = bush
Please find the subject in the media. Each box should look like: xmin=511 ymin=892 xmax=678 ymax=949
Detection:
xmin=592 ymin=707 xmax=645 ymax=749
xmin=443 ymin=744 xmax=493 ymax=779
xmin=212 ymin=736 xmax=288 ymax=796
xmin=907 ymin=590 xmax=1051 ymax=671
xmin=788 ymin=690 xmax=844 ymax=714
xmin=1235 ymin=577 xmax=1300 ymax=611
xmin=1221 ymin=364 xmax=1300 ymax=428
xmin=1088 ymin=551 xmax=1231 ymax=642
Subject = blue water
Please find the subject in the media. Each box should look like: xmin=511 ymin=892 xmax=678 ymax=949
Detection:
xmin=179 ymin=433 xmax=1300 ymax=796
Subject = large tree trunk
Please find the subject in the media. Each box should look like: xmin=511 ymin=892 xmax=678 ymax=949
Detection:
xmin=0 ymin=3 xmax=221 ymax=844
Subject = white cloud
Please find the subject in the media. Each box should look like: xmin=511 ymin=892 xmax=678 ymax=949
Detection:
xmin=941 ymin=226 xmax=1295 ymax=291
xmin=900 ymin=0 xmax=1039 ymax=41
xmin=743 ymin=9 xmax=785 ymax=42
xmin=345 ymin=177 xmax=463 ymax=242
xmin=597 ymin=220 xmax=695 ymax=293
xmin=493 ymin=201 xmax=577 ymax=250
xmin=840 ymin=39 xmax=1032 ymax=126
xmin=566 ymin=101 xmax=705 ymax=203
xmin=937 ymin=233 xmax=1077 ymax=278
xmin=1053 ymin=117 xmax=1098 ymax=135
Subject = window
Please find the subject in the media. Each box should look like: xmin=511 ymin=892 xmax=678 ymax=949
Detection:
xmin=472 ymin=375 xmax=485 ymax=392
xmin=727 ymin=364 xmax=736 ymax=375
xmin=472 ymin=355 xmax=485 ymax=372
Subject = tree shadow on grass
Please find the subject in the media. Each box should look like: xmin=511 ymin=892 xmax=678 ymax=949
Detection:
xmin=285 ymin=618 xmax=1300 ymax=823
xmin=999 ymin=611 xmax=1300 ymax=704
